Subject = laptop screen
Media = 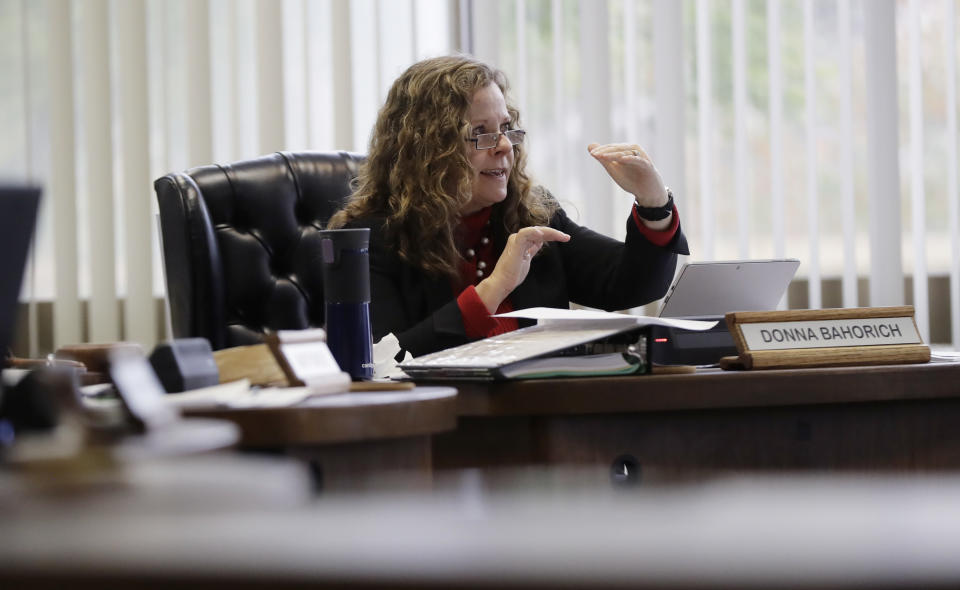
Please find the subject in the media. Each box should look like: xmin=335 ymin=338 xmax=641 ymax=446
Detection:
xmin=0 ymin=185 xmax=41 ymax=356
xmin=658 ymin=259 xmax=800 ymax=318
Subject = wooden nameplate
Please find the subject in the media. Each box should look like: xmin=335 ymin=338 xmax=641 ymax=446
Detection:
xmin=265 ymin=329 xmax=351 ymax=393
xmin=212 ymin=344 xmax=290 ymax=387
xmin=724 ymin=306 xmax=930 ymax=370
xmin=226 ymin=335 xmax=414 ymax=392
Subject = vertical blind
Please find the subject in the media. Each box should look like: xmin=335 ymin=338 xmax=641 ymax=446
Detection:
xmin=2 ymin=0 xmax=959 ymax=354
xmin=802 ymin=0 xmax=819 ymax=310
xmin=948 ymin=0 xmax=960 ymax=348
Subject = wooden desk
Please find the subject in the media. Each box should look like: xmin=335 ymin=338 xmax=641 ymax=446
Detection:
xmin=431 ymin=362 xmax=960 ymax=481
xmin=184 ymin=386 xmax=457 ymax=490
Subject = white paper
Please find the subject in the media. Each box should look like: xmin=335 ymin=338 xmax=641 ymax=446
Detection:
xmin=373 ymin=332 xmax=412 ymax=379
xmin=162 ymin=379 xmax=349 ymax=410
xmin=275 ymin=327 xmax=328 ymax=343
xmin=494 ymin=307 xmax=717 ymax=331
xmin=162 ymin=379 xmax=253 ymax=409
xmin=227 ymin=386 xmax=316 ymax=408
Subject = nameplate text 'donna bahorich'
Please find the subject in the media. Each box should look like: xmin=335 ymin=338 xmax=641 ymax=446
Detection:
xmin=723 ymin=306 xmax=930 ymax=370
xmin=739 ymin=316 xmax=920 ymax=351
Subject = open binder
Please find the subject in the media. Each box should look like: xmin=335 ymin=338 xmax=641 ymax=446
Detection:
xmin=398 ymin=308 xmax=714 ymax=381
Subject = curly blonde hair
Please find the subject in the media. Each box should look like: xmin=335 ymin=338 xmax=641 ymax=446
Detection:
xmin=327 ymin=55 xmax=557 ymax=279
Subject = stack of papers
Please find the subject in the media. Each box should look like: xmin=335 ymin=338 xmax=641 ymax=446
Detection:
xmin=931 ymin=350 xmax=960 ymax=362
xmin=500 ymin=352 xmax=642 ymax=380
xmin=495 ymin=307 xmax=717 ymax=331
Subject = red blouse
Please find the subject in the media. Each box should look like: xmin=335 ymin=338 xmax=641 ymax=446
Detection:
xmin=455 ymin=204 xmax=681 ymax=340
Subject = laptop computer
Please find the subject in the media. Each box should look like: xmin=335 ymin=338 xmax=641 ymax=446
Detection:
xmin=650 ymin=258 xmax=800 ymax=365
xmin=658 ymin=259 xmax=800 ymax=318
xmin=0 ymin=185 xmax=41 ymax=359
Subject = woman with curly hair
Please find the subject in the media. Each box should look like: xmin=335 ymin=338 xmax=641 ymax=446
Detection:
xmin=328 ymin=55 xmax=689 ymax=357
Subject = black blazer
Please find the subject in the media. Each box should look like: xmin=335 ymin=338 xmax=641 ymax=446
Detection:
xmin=350 ymin=204 xmax=689 ymax=358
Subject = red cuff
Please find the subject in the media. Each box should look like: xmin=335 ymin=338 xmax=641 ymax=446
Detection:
xmin=632 ymin=204 xmax=680 ymax=247
xmin=458 ymin=286 xmax=500 ymax=339
xmin=457 ymin=286 xmax=520 ymax=339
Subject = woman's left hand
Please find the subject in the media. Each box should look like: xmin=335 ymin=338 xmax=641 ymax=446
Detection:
xmin=587 ymin=143 xmax=669 ymax=208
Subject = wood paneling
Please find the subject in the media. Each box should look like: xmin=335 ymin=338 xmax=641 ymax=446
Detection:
xmin=433 ymin=363 xmax=960 ymax=481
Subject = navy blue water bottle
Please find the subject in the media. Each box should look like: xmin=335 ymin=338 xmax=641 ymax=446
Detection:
xmin=319 ymin=228 xmax=373 ymax=380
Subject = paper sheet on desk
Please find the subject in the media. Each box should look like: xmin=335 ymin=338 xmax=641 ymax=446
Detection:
xmin=494 ymin=307 xmax=718 ymax=331
xmin=931 ymin=350 xmax=960 ymax=362
xmin=162 ymin=379 xmax=347 ymax=409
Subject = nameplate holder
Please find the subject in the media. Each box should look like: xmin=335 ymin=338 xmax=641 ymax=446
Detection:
xmin=265 ymin=329 xmax=351 ymax=394
xmin=723 ymin=306 xmax=930 ymax=370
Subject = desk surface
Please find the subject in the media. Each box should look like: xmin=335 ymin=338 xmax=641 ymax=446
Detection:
xmin=448 ymin=361 xmax=960 ymax=417
xmin=184 ymin=385 xmax=457 ymax=447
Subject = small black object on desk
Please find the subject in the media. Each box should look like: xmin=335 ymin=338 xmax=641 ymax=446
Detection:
xmin=149 ymin=338 xmax=220 ymax=393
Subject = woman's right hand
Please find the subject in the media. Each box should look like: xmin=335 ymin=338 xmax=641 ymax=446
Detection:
xmin=475 ymin=226 xmax=571 ymax=314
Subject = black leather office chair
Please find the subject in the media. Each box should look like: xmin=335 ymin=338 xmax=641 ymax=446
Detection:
xmin=154 ymin=151 xmax=365 ymax=350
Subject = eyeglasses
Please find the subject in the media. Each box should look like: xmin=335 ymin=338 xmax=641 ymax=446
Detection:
xmin=465 ymin=129 xmax=526 ymax=150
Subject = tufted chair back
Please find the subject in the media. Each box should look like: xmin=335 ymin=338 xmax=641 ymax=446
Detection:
xmin=154 ymin=151 xmax=365 ymax=350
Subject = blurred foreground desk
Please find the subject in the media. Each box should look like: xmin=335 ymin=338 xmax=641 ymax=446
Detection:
xmin=184 ymin=386 xmax=457 ymax=490
xmin=5 ymin=474 xmax=960 ymax=588
xmin=433 ymin=362 xmax=960 ymax=481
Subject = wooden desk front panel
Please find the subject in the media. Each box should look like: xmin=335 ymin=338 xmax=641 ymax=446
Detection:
xmin=182 ymin=387 xmax=457 ymax=491
xmin=435 ymin=399 xmax=960 ymax=479
xmin=433 ymin=364 xmax=960 ymax=480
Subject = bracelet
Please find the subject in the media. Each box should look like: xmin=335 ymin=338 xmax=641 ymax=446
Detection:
xmin=634 ymin=189 xmax=674 ymax=221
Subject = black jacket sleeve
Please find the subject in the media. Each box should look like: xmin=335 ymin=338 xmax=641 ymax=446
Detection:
xmin=529 ymin=205 xmax=688 ymax=311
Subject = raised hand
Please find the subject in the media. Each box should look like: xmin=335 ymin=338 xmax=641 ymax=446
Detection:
xmin=587 ymin=143 xmax=669 ymax=208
